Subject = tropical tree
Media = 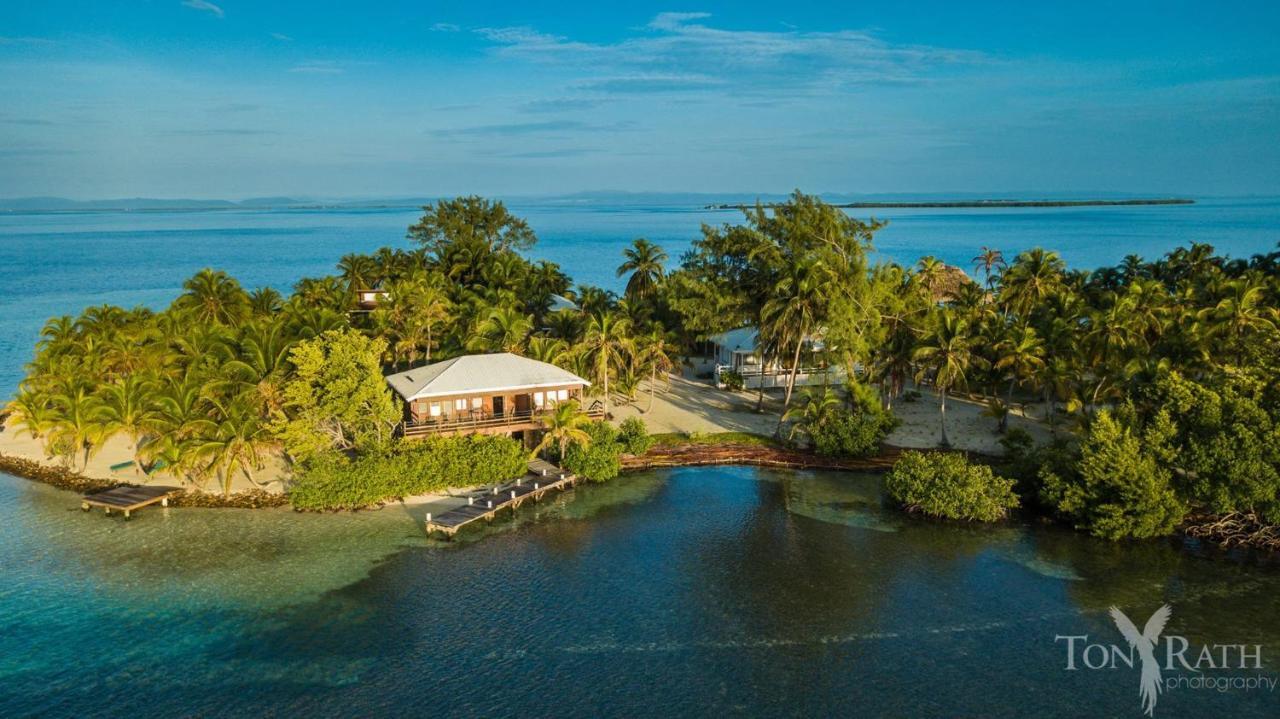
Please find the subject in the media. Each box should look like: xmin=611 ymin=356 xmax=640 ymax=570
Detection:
xmin=634 ymin=327 xmax=677 ymax=412
xmin=913 ymin=312 xmax=985 ymax=447
xmin=47 ymin=382 xmax=107 ymax=469
xmin=191 ymin=400 xmax=274 ymax=495
xmin=616 ymin=238 xmax=668 ymax=300
xmin=992 ymin=324 xmax=1045 ymax=432
xmin=466 ymin=305 xmax=533 ymax=354
xmin=782 ymin=386 xmax=842 ymax=444
xmin=97 ymin=374 xmax=161 ymax=472
xmin=580 ymin=311 xmax=633 ymax=418
xmin=972 ymin=247 xmax=1006 ymax=289
xmin=533 ymin=400 xmax=593 ymax=461
xmin=173 ymin=269 xmax=251 ymax=325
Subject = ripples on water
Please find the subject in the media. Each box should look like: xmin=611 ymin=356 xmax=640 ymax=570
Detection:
xmin=2 ymin=466 xmax=1277 ymax=717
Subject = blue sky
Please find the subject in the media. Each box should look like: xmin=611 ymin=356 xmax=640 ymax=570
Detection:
xmin=2 ymin=1 xmax=1278 ymax=199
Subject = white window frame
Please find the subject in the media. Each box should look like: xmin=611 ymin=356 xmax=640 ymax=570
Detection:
xmin=533 ymin=391 xmax=545 ymax=408
xmin=556 ymin=389 xmax=570 ymax=402
xmin=429 ymin=402 xmax=442 ymax=417
xmin=471 ymin=396 xmax=483 ymax=410
xmin=454 ymin=398 xmax=468 ymax=412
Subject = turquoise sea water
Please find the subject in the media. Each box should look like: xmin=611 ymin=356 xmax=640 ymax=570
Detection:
xmin=1 ymin=466 xmax=1277 ymax=717
xmin=1 ymin=198 xmax=1278 ymax=395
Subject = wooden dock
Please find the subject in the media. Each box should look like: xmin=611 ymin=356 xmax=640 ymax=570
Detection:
xmin=81 ymin=485 xmax=181 ymax=519
xmin=424 ymin=459 xmax=577 ymax=537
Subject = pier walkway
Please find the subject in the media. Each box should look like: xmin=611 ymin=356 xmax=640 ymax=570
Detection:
xmin=424 ymin=459 xmax=577 ymax=537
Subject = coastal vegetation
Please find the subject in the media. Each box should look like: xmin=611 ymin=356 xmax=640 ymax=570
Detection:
xmin=5 ymin=191 xmax=1280 ymax=547
xmin=885 ymin=451 xmax=1019 ymax=522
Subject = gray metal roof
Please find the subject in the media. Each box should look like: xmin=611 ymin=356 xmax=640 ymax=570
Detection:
xmin=385 ymin=352 xmax=591 ymax=401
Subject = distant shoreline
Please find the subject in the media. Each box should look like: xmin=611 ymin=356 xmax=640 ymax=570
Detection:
xmin=706 ymin=198 xmax=1196 ymax=210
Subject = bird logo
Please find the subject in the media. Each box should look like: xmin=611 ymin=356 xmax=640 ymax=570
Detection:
xmin=1109 ymin=605 xmax=1172 ymax=716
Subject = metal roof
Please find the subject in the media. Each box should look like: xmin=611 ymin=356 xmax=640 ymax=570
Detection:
xmin=385 ymin=352 xmax=591 ymax=401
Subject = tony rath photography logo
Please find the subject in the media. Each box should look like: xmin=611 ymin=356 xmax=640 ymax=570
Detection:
xmin=1055 ymin=604 xmax=1276 ymax=716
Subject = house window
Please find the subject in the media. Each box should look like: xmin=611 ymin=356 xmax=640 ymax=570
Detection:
xmin=533 ymin=391 xmax=545 ymax=408
xmin=429 ymin=402 xmax=442 ymax=417
xmin=454 ymin=398 xmax=468 ymax=411
xmin=471 ymin=396 xmax=483 ymax=410
xmin=557 ymin=389 xmax=569 ymax=402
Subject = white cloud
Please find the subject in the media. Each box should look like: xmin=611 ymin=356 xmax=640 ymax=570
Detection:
xmin=181 ymin=0 xmax=224 ymax=18
xmin=431 ymin=23 xmax=461 ymax=33
xmin=647 ymin=12 xmax=711 ymax=31
xmin=271 ymin=32 xmax=293 ymax=42
xmin=475 ymin=12 xmax=983 ymax=96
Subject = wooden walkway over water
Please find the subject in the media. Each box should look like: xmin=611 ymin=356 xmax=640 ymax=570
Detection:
xmin=81 ymin=485 xmax=181 ymax=518
xmin=424 ymin=459 xmax=577 ymax=537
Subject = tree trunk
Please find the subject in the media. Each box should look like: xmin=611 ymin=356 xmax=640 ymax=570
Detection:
xmin=646 ymin=366 xmax=656 ymax=413
xmin=939 ymin=389 xmax=950 ymax=447
xmin=783 ymin=331 xmax=805 ymax=410
xmin=1001 ymin=379 xmax=1015 ymax=433
xmin=601 ymin=351 xmax=610 ymax=419
xmin=755 ymin=373 xmax=765 ymax=412
xmin=776 ymin=334 xmax=806 ymax=437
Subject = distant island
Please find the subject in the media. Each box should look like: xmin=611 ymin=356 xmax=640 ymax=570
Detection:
xmin=705 ymin=198 xmax=1196 ymax=210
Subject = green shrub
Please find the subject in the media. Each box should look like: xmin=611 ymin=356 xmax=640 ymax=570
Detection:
xmin=809 ymin=408 xmax=897 ymax=457
xmin=720 ymin=369 xmax=744 ymax=391
xmin=885 ymin=451 xmax=1019 ymax=522
xmin=1039 ymin=409 xmax=1185 ymax=540
xmin=617 ymin=417 xmax=654 ymax=455
xmin=563 ymin=421 xmax=623 ymax=482
xmin=289 ymin=434 xmax=526 ymax=510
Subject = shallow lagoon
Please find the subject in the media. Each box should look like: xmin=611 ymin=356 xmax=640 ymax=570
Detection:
xmin=1 ymin=465 xmax=1276 ymax=717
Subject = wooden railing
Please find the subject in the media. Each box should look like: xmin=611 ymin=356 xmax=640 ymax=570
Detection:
xmin=401 ymin=403 xmax=605 ymax=437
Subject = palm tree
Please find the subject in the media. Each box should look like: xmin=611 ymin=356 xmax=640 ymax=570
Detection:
xmin=248 ymin=287 xmax=284 ymax=315
xmin=634 ymin=327 xmax=677 ymax=413
xmin=47 ymin=382 xmax=108 ymax=469
xmin=761 ymin=254 xmax=830 ymax=424
xmin=1001 ymin=248 xmax=1066 ymax=317
xmin=467 ymin=305 xmax=533 ymax=354
xmin=913 ymin=312 xmax=985 ymax=447
xmin=175 ymin=269 xmax=251 ymax=325
xmin=1198 ymin=276 xmax=1277 ymax=361
xmin=580 ymin=311 xmax=633 ymax=418
xmin=914 ymin=256 xmax=948 ymax=300
xmin=993 ymin=324 xmax=1045 ymax=432
xmin=532 ymin=400 xmax=593 ymax=461
xmin=190 ymin=400 xmax=272 ymax=496
xmin=98 ymin=374 xmax=161 ymax=473
xmin=6 ymin=389 xmax=56 ymax=440
xmin=971 ymin=247 xmax=1006 ymax=289
xmin=616 ymin=238 xmax=668 ymax=299
xmin=526 ymin=335 xmax=570 ymax=367
xmin=337 ymin=253 xmax=377 ymax=293
xmin=782 ymin=386 xmax=841 ymax=445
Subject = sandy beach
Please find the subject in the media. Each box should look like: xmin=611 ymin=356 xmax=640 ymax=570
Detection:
xmin=610 ymin=370 xmax=1052 ymax=454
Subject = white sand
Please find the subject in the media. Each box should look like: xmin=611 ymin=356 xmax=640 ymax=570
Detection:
xmin=611 ymin=370 xmax=1052 ymax=455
